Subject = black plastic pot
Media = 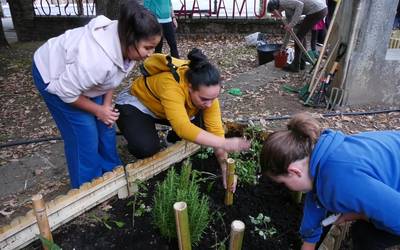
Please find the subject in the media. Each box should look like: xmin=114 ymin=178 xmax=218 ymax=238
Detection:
xmin=257 ymin=44 xmax=282 ymax=65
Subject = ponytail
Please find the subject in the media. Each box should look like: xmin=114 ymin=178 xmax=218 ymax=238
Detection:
xmin=260 ymin=112 xmax=322 ymax=176
xmin=186 ymin=48 xmax=220 ymax=90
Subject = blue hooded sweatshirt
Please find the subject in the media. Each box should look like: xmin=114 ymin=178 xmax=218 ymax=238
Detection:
xmin=300 ymin=129 xmax=400 ymax=243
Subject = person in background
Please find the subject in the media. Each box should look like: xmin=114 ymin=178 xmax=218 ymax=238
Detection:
xmin=115 ymin=48 xmax=250 ymax=190
xmin=260 ymin=112 xmax=400 ymax=250
xmin=268 ymin=0 xmax=327 ymax=72
xmin=32 ymin=0 xmax=162 ymax=188
xmin=310 ymin=19 xmax=325 ymax=58
xmin=144 ymin=0 xmax=180 ymax=58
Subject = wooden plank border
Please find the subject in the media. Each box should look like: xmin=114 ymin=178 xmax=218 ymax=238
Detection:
xmin=0 ymin=140 xmax=200 ymax=250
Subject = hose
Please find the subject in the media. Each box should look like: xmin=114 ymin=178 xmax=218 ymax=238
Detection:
xmin=1 ymin=109 xmax=399 ymax=149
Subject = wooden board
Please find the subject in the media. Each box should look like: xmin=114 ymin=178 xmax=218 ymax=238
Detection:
xmin=0 ymin=140 xmax=200 ymax=250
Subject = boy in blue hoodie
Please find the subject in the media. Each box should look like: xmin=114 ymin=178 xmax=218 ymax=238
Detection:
xmin=260 ymin=112 xmax=400 ymax=250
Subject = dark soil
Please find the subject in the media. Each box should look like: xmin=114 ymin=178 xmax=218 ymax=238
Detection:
xmin=25 ymin=153 xmax=303 ymax=250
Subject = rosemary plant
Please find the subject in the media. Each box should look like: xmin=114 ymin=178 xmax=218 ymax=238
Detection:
xmin=152 ymin=159 xmax=210 ymax=245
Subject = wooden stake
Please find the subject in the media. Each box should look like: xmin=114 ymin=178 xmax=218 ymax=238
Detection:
xmin=32 ymin=194 xmax=53 ymax=250
xmin=225 ymin=158 xmax=235 ymax=206
xmin=174 ymin=202 xmax=192 ymax=250
xmin=229 ymin=220 xmax=245 ymax=250
xmin=292 ymin=191 xmax=303 ymax=204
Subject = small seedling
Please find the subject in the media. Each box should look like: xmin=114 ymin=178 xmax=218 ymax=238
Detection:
xmin=127 ymin=180 xmax=151 ymax=228
xmin=90 ymin=214 xmax=125 ymax=230
xmin=249 ymin=213 xmax=277 ymax=240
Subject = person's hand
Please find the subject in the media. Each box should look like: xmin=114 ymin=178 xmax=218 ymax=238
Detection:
xmin=96 ymin=105 xmax=119 ymax=127
xmin=301 ymin=242 xmax=316 ymax=250
xmin=222 ymin=137 xmax=250 ymax=152
xmin=334 ymin=213 xmax=368 ymax=225
xmin=219 ymin=158 xmax=238 ymax=193
xmin=172 ymin=17 xmax=178 ymax=29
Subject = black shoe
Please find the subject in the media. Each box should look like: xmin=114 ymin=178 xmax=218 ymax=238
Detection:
xmin=283 ymin=62 xmax=300 ymax=73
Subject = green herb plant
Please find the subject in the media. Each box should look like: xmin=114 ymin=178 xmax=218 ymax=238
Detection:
xmin=152 ymin=159 xmax=210 ymax=245
xmin=249 ymin=213 xmax=277 ymax=240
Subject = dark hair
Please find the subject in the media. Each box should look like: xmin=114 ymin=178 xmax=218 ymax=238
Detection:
xmin=118 ymin=0 xmax=162 ymax=52
xmin=260 ymin=112 xmax=322 ymax=176
xmin=186 ymin=48 xmax=221 ymax=90
xmin=267 ymin=0 xmax=280 ymax=13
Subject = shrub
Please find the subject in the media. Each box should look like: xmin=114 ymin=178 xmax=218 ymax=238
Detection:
xmin=152 ymin=159 xmax=210 ymax=245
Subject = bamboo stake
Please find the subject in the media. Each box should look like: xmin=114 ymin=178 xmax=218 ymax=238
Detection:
xmin=174 ymin=202 xmax=192 ymax=250
xmin=229 ymin=220 xmax=245 ymax=250
xmin=225 ymin=158 xmax=235 ymax=206
xmin=292 ymin=191 xmax=303 ymax=204
xmin=32 ymin=194 xmax=53 ymax=250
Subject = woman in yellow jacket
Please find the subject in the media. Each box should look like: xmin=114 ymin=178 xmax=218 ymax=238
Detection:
xmin=115 ymin=48 xmax=250 ymax=189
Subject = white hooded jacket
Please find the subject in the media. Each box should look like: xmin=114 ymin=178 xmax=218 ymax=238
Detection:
xmin=34 ymin=15 xmax=135 ymax=103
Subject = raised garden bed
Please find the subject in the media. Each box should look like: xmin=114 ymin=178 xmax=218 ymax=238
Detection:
xmin=24 ymin=125 xmax=304 ymax=250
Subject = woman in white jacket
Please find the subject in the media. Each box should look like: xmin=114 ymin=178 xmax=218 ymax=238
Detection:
xmin=32 ymin=0 xmax=162 ymax=188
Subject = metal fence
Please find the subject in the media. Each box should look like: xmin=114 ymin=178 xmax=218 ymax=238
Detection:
xmin=173 ymin=0 xmax=269 ymax=19
xmin=30 ymin=0 xmax=271 ymax=18
xmin=32 ymin=0 xmax=96 ymax=16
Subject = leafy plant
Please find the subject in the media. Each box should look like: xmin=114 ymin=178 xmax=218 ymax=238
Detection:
xmin=229 ymin=124 xmax=264 ymax=186
xmin=249 ymin=213 xmax=277 ymax=240
xmin=38 ymin=235 xmax=62 ymax=250
xmin=196 ymin=146 xmax=214 ymax=159
xmin=127 ymin=180 xmax=152 ymax=228
xmin=210 ymin=211 xmax=229 ymax=250
xmin=152 ymin=159 xmax=210 ymax=245
xmin=90 ymin=214 xmax=125 ymax=230
xmin=234 ymin=159 xmax=259 ymax=185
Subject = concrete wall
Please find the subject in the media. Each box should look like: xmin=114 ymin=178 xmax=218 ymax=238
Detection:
xmin=345 ymin=0 xmax=400 ymax=105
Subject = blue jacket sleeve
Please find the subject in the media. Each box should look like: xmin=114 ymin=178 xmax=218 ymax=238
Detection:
xmin=300 ymin=192 xmax=327 ymax=243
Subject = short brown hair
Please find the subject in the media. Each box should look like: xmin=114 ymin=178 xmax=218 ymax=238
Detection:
xmin=260 ymin=113 xmax=322 ymax=176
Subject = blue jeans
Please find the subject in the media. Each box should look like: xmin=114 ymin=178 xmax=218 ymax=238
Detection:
xmin=32 ymin=62 xmax=122 ymax=188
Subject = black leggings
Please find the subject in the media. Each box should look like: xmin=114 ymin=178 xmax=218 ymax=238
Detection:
xmin=116 ymin=104 xmax=201 ymax=159
xmin=351 ymin=220 xmax=400 ymax=250
xmin=156 ymin=22 xmax=180 ymax=58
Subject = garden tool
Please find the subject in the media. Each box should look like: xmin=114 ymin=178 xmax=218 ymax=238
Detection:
xmin=327 ymin=87 xmax=347 ymax=110
xmin=306 ymin=42 xmax=347 ymax=107
xmin=273 ymin=10 xmax=316 ymax=65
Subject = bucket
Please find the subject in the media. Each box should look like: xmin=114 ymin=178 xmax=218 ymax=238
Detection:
xmin=274 ymin=51 xmax=288 ymax=68
xmin=257 ymin=44 xmax=282 ymax=65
